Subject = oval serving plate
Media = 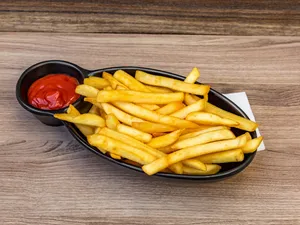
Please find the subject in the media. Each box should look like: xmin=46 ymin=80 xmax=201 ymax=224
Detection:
xmin=16 ymin=61 xmax=257 ymax=181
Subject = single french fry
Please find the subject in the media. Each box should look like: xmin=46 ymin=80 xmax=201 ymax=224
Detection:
xmin=172 ymin=129 xmax=236 ymax=150
xmin=184 ymin=93 xmax=198 ymax=105
xmin=114 ymin=70 xmax=151 ymax=92
xmin=132 ymin=122 xmax=177 ymax=133
xmin=147 ymin=129 xmax=183 ymax=149
xmin=179 ymin=126 xmax=229 ymax=141
xmin=67 ymin=105 xmax=94 ymax=136
xmin=89 ymin=105 xmax=99 ymax=115
xmin=184 ymin=67 xmax=200 ymax=84
xmin=145 ymin=85 xmax=173 ymax=93
xmin=170 ymin=99 xmax=205 ymax=119
xmin=205 ymin=102 xmax=258 ymax=131
xmin=242 ymin=136 xmax=263 ymax=153
xmin=104 ymin=86 xmax=113 ymax=90
xmin=54 ymin=113 xmax=105 ymax=127
xmin=102 ymin=71 xmax=128 ymax=89
xmin=98 ymin=128 xmax=183 ymax=174
xmin=84 ymin=77 xmax=110 ymax=89
xmin=158 ymin=146 xmax=174 ymax=154
xmin=180 ymin=126 xmax=217 ymax=135
xmin=75 ymin=84 xmax=99 ymax=98
xmin=113 ymin=102 xmax=199 ymax=128
xmin=138 ymin=104 xmax=160 ymax=111
xmin=142 ymin=133 xmax=248 ymax=175
xmin=155 ymin=102 xmax=185 ymax=115
xmin=183 ymin=164 xmax=221 ymax=175
xmin=117 ymin=124 xmax=152 ymax=143
xmin=186 ymin=112 xmax=239 ymax=126
xmin=135 ymin=70 xmax=210 ymax=95
xmin=182 ymin=159 xmax=206 ymax=171
xmin=97 ymin=90 xmax=184 ymax=104
xmin=196 ymin=149 xmax=244 ymax=164
xmin=152 ymin=132 xmax=166 ymax=137
xmin=88 ymin=134 xmax=156 ymax=165
xmin=110 ymin=153 xmax=122 ymax=160
xmin=100 ymin=103 xmax=144 ymax=126
xmin=105 ymin=113 xmax=120 ymax=130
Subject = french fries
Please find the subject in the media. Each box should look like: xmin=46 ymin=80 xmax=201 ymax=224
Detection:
xmin=53 ymin=67 xmax=262 ymax=177
xmin=155 ymin=102 xmax=185 ymax=115
xmin=97 ymin=90 xmax=184 ymax=104
xmin=135 ymin=70 xmax=210 ymax=95
xmin=84 ymin=76 xmax=110 ymax=89
xmin=117 ymin=124 xmax=152 ymax=143
xmin=147 ymin=129 xmax=183 ymax=149
xmin=186 ymin=112 xmax=239 ymax=126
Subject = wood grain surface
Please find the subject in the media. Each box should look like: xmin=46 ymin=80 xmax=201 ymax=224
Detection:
xmin=0 ymin=0 xmax=300 ymax=35
xmin=0 ymin=33 xmax=300 ymax=225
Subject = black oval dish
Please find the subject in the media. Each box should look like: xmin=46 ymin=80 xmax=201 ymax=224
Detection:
xmin=16 ymin=60 xmax=257 ymax=181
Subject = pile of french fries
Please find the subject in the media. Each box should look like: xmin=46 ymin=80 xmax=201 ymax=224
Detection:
xmin=54 ymin=68 xmax=263 ymax=176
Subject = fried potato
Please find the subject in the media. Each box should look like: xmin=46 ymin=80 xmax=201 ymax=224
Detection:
xmin=101 ymin=102 xmax=144 ymax=126
xmin=182 ymin=159 xmax=206 ymax=171
xmin=205 ymin=102 xmax=258 ymax=132
xmin=172 ymin=129 xmax=236 ymax=150
xmin=54 ymin=113 xmax=105 ymax=127
xmin=196 ymin=149 xmax=244 ymax=164
xmin=135 ymin=70 xmax=210 ymax=95
xmin=117 ymin=124 xmax=152 ymax=143
xmin=170 ymin=99 xmax=205 ymax=119
xmin=105 ymin=113 xmax=120 ymax=130
xmin=114 ymin=70 xmax=151 ymax=92
xmin=98 ymin=128 xmax=183 ymax=174
xmin=147 ymin=129 xmax=183 ymax=149
xmin=84 ymin=77 xmax=110 ymax=89
xmin=180 ymin=126 xmax=217 ymax=135
xmin=88 ymin=134 xmax=156 ymax=165
xmin=179 ymin=126 xmax=229 ymax=141
xmin=152 ymin=132 xmax=166 ymax=137
xmin=242 ymin=136 xmax=263 ymax=153
xmin=113 ymin=102 xmax=199 ymax=128
xmin=102 ymin=71 xmax=128 ymax=89
xmin=144 ymin=85 xmax=173 ymax=93
xmin=67 ymin=105 xmax=94 ymax=136
xmin=138 ymin=104 xmax=160 ymax=111
xmin=96 ymin=90 xmax=184 ymax=104
xmin=184 ymin=67 xmax=200 ymax=84
xmin=184 ymin=93 xmax=198 ymax=105
xmin=183 ymin=164 xmax=221 ymax=175
xmin=132 ymin=122 xmax=177 ymax=133
xmin=186 ymin=112 xmax=239 ymax=126
xmin=89 ymin=105 xmax=99 ymax=115
xmin=104 ymin=86 xmax=113 ymax=91
xmin=75 ymin=84 xmax=99 ymax=98
xmin=110 ymin=153 xmax=122 ymax=160
xmin=155 ymin=102 xmax=185 ymax=115
xmin=158 ymin=146 xmax=175 ymax=154
xmin=142 ymin=133 xmax=248 ymax=175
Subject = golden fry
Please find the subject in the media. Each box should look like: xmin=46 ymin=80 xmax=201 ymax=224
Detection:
xmin=186 ymin=112 xmax=239 ymax=126
xmin=172 ymin=129 xmax=236 ymax=150
xmin=147 ymin=129 xmax=183 ymax=149
xmin=182 ymin=159 xmax=206 ymax=171
xmin=152 ymin=132 xmax=166 ymax=137
xmin=184 ymin=93 xmax=198 ymax=105
xmin=184 ymin=67 xmax=200 ymax=84
xmin=113 ymin=102 xmax=199 ymax=128
xmin=84 ymin=77 xmax=110 ymax=89
xmin=110 ymin=153 xmax=122 ymax=160
xmin=97 ymin=90 xmax=184 ymax=104
xmin=132 ymin=122 xmax=177 ymax=133
xmin=155 ymin=102 xmax=185 ymax=115
xmin=242 ymin=136 xmax=263 ymax=153
xmin=75 ymin=84 xmax=99 ymax=98
xmin=205 ymin=102 xmax=258 ymax=132
xmin=170 ymin=99 xmax=205 ymax=119
xmin=179 ymin=126 xmax=229 ymax=141
xmin=196 ymin=149 xmax=244 ymax=164
xmin=114 ymin=70 xmax=151 ymax=92
xmin=183 ymin=164 xmax=221 ymax=175
xmin=142 ymin=133 xmax=248 ymax=175
xmin=54 ymin=113 xmax=105 ymax=127
xmin=135 ymin=70 xmax=210 ymax=95
xmin=117 ymin=124 xmax=152 ymax=143
xmin=138 ymin=104 xmax=160 ymax=111
xmin=105 ymin=113 xmax=120 ymax=130
xmin=89 ymin=105 xmax=99 ymax=115
xmin=145 ymin=85 xmax=173 ymax=93
xmin=102 ymin=71 xmax=128 ymax=89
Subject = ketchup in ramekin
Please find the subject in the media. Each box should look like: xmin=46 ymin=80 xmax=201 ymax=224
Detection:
xmin=27 ymin=74 xmax=80 ymax=110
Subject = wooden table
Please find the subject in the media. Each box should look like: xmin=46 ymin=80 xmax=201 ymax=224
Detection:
xmin=1 ymin=33 xmax=300 ymax=225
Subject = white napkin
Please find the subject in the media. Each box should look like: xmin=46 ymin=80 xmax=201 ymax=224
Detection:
xmin=223 ymin=92 xmax=265 ymax=151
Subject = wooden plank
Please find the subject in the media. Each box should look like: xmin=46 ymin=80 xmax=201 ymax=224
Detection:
xmin=0 ymin=34 xmax=299 ymax=225
xmin=0 ymin=0 xmax=299 ymax=35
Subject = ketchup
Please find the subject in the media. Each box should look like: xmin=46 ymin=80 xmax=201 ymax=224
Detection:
xmin=28 ymin=74 xmax=80 ymax=110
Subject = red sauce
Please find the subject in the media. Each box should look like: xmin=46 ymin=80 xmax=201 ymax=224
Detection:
xmin=28 ymin=74 xmax=80 ymax=110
